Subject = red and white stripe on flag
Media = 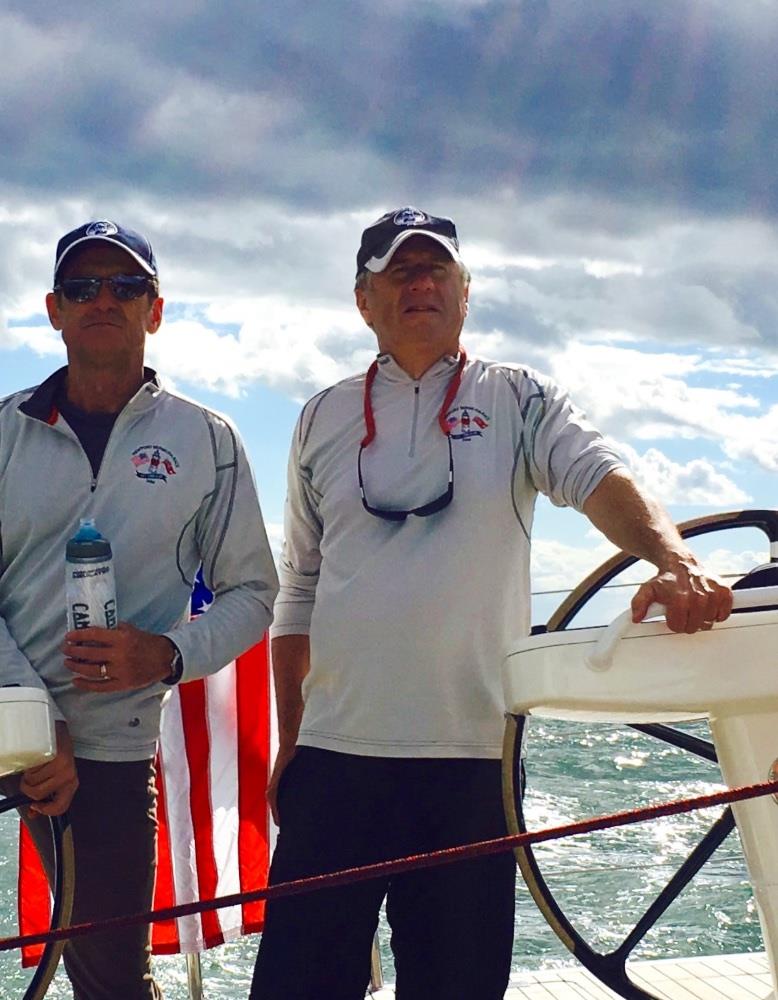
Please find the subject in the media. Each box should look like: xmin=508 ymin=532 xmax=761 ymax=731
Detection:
xmin=153 ymin=638 xmax=270 ymax=953
xmin=18 ymin=636 xmax=270 ymax=966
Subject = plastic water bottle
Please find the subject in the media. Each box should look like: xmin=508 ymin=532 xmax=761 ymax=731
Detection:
xmin=65 ymin=518 xmax=117 ymax=630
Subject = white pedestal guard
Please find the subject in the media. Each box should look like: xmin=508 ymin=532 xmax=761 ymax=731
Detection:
xmin=503 ymin=586 xmax=778 ymax=996
xmin=0 ymin=688 xmax=74 ymax=1000
xmin=0 ymin=687 xmax=56 ymax=778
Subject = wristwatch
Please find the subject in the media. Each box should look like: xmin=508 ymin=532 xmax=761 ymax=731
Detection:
xmin=162 ymin=642 xmax=184 ymax=686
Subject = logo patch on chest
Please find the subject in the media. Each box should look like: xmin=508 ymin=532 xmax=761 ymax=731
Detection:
xmin=445 ymin=406 xmax=490 ymax=441
xmin=131 ymin=446 xmax=180 ymax=484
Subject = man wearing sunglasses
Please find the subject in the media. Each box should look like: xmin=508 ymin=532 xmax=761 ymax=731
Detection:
xmin=0 ymin=221 xmax=278 ymax=999
xmin=252 ymin=208 xmax=731 ymax=1000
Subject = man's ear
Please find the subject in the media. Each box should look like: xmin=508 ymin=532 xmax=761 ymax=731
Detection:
xmin=45 ymin=291 xmax=62 ymax=331
xmin=355 ymin=286 xmax=373 ymax=330
xmin=146 ymin=297 xmax=164 ymax=335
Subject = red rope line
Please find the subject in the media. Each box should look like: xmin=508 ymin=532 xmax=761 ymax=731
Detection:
xmin=3 ymin=776 xmax=777 ymax=954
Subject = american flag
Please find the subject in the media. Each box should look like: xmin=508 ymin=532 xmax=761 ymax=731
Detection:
xmin=19 ymin=572 xmax=271 ymax=964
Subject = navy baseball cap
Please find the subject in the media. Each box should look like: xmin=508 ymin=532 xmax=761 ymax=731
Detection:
xmin=356 ymin=207 xmax=461 ymax=277
xmin=54 ymin=220 xmax=158 ymax=283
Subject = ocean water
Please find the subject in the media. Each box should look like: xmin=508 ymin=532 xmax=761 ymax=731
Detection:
xmin=0 ymin=717 xmax=762 ymax=998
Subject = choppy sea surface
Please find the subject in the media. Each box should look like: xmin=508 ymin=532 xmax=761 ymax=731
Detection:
xmin=0 ymin=716 xmax=762 ymax=998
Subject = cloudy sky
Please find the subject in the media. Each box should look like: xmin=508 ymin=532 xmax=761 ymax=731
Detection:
xmin=2 ymin=0 xmax=776 ymax=623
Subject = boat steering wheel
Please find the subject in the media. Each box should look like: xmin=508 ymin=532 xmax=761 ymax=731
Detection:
xmin=0 ymin=795 xmax=75 ymax=1000
xmin=502 ymin=508 xmax=778 ymax=1000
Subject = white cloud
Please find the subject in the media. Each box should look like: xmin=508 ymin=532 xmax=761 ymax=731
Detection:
xmin=466 ymin=245 xmax=557 ymax=272
xmin=719 ymin=406 xmax=778 ymax=471
xmin=702 ymin=547 xmax=770 ymax=578
xmin=143 ymin=83 xmax=300 ymax=171
xmin=704 ymin=357 xmax=778 ymax=378
xmin=529 ymin=536 xmax=768 ymax=629
xmin=1 ymin=322 xmax=63 ymax=358
xmin=531 ymin=536 xmax=623 ymax=594
xmin=539 ymin=342 xmax=778 ymax=480
xmin=618 ymin=444 xmax=751 ymax=506
xmin=264 ymin=521 xmax=284 ymax=561
xmin=147 ymin=298 xmax=375 ymax=401
xmin=583 ymin=259 xmax=644 ymax=279
xmin=0 ymin=0 xmax=777 ymax=508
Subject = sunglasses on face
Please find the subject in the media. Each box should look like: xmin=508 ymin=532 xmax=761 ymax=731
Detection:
xmin=54 ymin=275 xmax=156 ymax=303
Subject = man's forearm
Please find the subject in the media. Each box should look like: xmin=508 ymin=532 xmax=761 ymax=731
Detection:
xmin=582 ymin=468 xmax=731 ymax=631
xmin=271 ymin=633 xmax=311 ymax=752
xmin=583 ymin=468 xmax=696 ymax=570
xmin=167 ymin=585 xmax=275 ymax=684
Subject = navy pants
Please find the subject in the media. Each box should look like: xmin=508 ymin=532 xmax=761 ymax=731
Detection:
xmin=251 ymin=749 xmax=516 ymax=1000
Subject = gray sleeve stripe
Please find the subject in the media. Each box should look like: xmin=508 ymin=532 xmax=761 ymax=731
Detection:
xmin=203 ymin=418 xmax=239 ymax=591
xmin=204 ymin=408 xmax=218 ymax=464
xmin=172 ymin=407 xmax=240 ymax=593
xmin=496 ymin=367 xmax=535 ymax=542
xmin=299 ymin=387 xmax=333 ymax=452
xmin=295 ymin=390 xmax=336 ymax=532
xmin=175 ymin=506 xmax=202 ymax=588
xmin=510 ymin=449 xmax=532 ymax=543
xmin=172 ymin=405 xmax=218 ymax=589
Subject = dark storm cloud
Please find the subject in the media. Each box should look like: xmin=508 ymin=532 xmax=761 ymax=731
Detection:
xmin=3 ymin=0 xmax=778 ymax=400
xmin=670 ymin=263 xmax=778 ymax=348
xmin=464 ymin=254 xmax=757 ymax=363
xmin=2 ymin=0 xmax=778 ymax=214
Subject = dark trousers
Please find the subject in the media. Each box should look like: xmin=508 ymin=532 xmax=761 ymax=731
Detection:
xmin=5 ymin=758 xmax=162 ymax=1000
xmin=251 ymin=749 xmax=516 ymax=1000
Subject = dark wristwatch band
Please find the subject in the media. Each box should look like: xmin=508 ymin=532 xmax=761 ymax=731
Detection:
xmin=162 ymin=642 xmax=184 ymax=686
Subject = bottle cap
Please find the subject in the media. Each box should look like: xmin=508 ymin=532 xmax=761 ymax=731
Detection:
xmin=67 ymin=518 xmax=111 ymax=559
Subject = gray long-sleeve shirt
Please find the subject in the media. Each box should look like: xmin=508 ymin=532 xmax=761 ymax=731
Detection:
xmin=0 ymin=367 xmax=278 ymax=761
xmin=272 ymin=353 xmax=624 ymax=759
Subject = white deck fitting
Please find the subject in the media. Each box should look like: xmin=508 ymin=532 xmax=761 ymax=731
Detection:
xmin=502 ymin=592 xmax=778 ymax=724
xmin=370 ymin=951 xmax=773 ymax=999
xmin=0 ymin=686 xmax=55 ymax=777
xmin=502 ymin=588 xmax=778 ymax=999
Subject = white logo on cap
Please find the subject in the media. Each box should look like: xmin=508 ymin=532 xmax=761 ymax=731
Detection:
xmin=85 ymin=221 xmax=118 ymax=237
xmin=393 ymin=208 xmax=429 ymax=227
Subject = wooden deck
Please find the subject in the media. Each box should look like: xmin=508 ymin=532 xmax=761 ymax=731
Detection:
xmin=370 ymin=952 xmax=774 ymax=999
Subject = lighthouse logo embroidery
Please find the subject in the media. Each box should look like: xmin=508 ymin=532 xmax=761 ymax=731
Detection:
xmin=446 ymin=406 xmax=490 ymax=441
xmin=131 ymin=445 xmax=180 ymax=484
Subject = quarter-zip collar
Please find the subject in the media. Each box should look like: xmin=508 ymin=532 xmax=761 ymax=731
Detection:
xmin=19 ymin=365 xmax=163 ymax=425
xmin=374 ymin=351 xmax=463 ymax=384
